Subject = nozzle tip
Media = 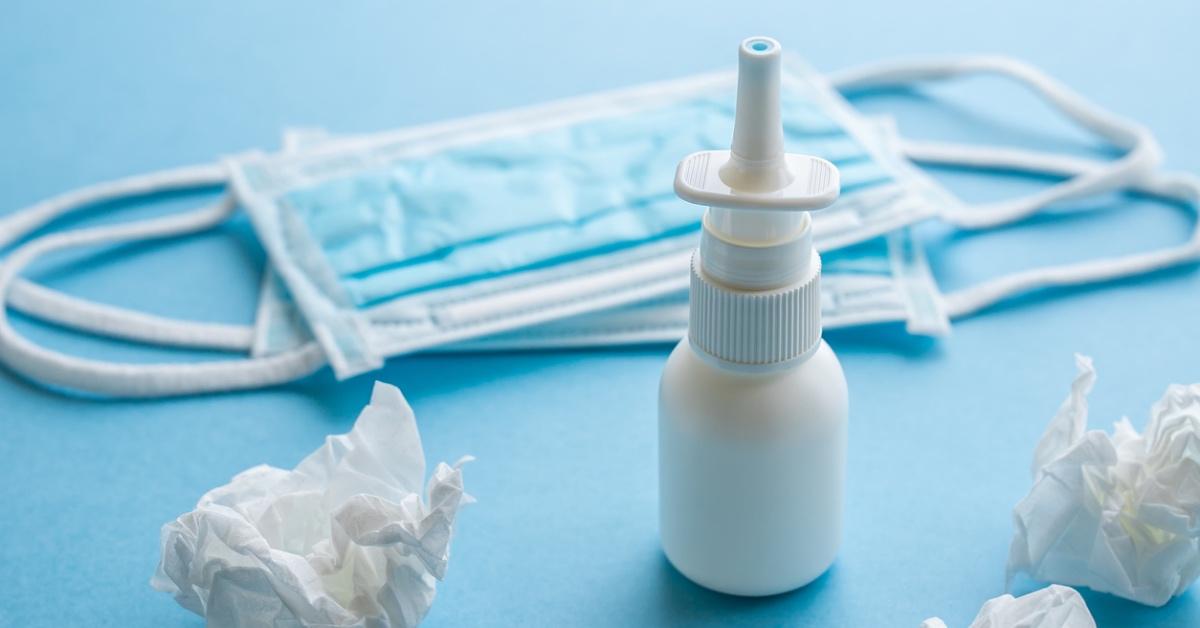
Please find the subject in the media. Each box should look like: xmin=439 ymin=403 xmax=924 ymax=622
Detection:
xmin=723 ymin=36 xmax=786 ymax=191
xmin=741 ymin=37 xmax=779 ymax=56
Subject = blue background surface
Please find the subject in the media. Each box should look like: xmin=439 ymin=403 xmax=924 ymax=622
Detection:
xmin=2 ymin=1 xmax=1199 ymax=626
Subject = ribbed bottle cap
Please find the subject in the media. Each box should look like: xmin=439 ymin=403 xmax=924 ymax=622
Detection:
xmin=688 ymin=249 xmax=822 ymax=365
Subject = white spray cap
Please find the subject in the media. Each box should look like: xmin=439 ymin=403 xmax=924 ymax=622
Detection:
xmin=675 ymin=36 xmax=840 ymax=291
xmin=677 ymin=37 xmax=838 ymax=364
xmin=675 ymin=36 xmax=839 ymax=214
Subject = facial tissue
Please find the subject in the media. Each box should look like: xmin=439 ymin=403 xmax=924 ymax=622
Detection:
xmin=921 ymin=584 xmax=1094 ymax=628
xmin=1007 ymin=354 xmax=1200 ymax=606
xmin=152 ymin=382 xmax=471 ymax=627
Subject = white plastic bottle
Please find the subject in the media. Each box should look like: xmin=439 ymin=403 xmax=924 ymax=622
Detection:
xmin=658 ymin=36 xmax=849 ymax=597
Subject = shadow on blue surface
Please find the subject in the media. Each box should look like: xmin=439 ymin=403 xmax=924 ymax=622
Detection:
xmin=1009 ymin=574 xmax=1200 ymax=626
xmin=825 ymin=322 xmax=940 ymax=358
xmin=651 ymin=553 xmax=839 ymax=625
xmin=1081 ymin=587 xmax=1199 ymax=626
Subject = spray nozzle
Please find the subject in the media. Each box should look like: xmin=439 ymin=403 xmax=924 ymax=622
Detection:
xmin=674 ymin=37 xmax=839 ymax=214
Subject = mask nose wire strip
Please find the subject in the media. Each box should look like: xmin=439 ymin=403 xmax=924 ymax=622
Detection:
xmin=901 ymin=140 xmax=1200 ymax=319
xmin=0 ymin=195 xmax=327 ymax=397
xmin=0 ymin=163 xmax=257 ymax=351
xmin=828 ymin=55 xmax=1162 ymax=229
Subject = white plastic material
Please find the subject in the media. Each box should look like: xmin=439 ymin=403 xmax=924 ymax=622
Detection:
xmin=674 ymin=151 xmax=839 ymax=211
xmin=673 ymin=38 xmax=839 ymax=213
xmin=674 ymin=36 xmax=839 ymax=294
xmin=659 ymin=36 xmax=849 ymax=597
xmin=660 ymin=338 xmax=848 ymax=595
xmin=686 ymin=250 xmax=822 ymax=365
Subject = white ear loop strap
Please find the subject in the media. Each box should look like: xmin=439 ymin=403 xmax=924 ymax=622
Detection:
xmin=8 ymin=279 xmax=255 ymax=351
xmin=902 ymin=140 xmax=1200 ymax=319
xmin=0 ymin=195 xmax=326 ymax=397
xmin=0 ymin=163 xmax=227 ymax=249
xmin=829 ymin=55 xmax=1162 ymax=229
xmin=0 ymin=164 xmax=257 ymax=351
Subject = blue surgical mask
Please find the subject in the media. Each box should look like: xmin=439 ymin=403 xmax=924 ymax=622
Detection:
xmin=227 ymin=58 xmax=953 ymax=377
xmin=252 ymin=226 xmax=952 ymax=357
xmin=0 ymin=55 xmax=1194 ymax=397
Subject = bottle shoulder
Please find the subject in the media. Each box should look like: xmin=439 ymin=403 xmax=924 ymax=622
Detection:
xmin=660 ymin=337 xmax=848 ymax=423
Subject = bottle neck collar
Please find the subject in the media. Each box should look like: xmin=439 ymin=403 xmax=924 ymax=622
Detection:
xmin=699 ymin=209 xmax=813 ymax=290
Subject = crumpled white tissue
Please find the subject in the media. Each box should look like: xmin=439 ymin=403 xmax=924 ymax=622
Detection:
xmin=920 ymin=584 xmax=1095 ymax=628
xmin=151 ymin=381 xmax=471 ymax=627
xmin=1007 ymin=354 xmax=1200 ymax=606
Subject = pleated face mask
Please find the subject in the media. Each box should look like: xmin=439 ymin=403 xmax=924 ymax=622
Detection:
xmin=1 ymin=55 xmax=1197 ymax=397
xmin=255 ymin=117 xmax=955 ymax=356
xmin=226 ymin=57 xmax=957 ymax=379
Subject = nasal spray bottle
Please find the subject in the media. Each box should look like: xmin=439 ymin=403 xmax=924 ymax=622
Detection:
xmin=659 ymin=37 xmax=848 ymax=596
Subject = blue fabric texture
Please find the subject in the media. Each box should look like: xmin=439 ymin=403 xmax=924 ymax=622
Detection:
xmin=280 ymin=89 xmax=888 ymax=306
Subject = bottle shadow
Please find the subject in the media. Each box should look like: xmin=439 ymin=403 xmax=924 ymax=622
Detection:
xmin=650 ymin=552 xmax=839 ymax=625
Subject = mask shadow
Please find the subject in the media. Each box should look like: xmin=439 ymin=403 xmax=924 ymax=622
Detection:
xmin=825 ymin=323 xmax=941 ymax=359
xmin=293 ymin=344 xmax=670 ymax=423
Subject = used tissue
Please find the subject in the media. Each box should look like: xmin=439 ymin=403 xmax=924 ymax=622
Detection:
xmin=1007 ymin=354 xmax=1200 ymax=606
xmin=921 ymin=585 xmax=1095 ymax=628
xmin=152 ymin=381 xmax=471 ymax=627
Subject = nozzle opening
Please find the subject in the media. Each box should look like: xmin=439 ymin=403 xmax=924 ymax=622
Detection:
xmin=721 ymin=36 xmax=788 ymax=193
xmin=746 ymin=39 xmax=774 ymax=53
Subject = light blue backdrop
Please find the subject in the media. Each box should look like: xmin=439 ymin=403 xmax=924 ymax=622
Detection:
xmin=1 ymin=1 xmax=1198 ymax=626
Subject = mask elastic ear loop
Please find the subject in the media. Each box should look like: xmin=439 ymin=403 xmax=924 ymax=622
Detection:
xmin=829 ymin=55 xmax=1162 ymax=229
xmin=0 ymin=163 xmax=227 ymax=249
xmin=0 ymin=196 xmax=327 ymax=398
xmin=8 ymin=278 xmax=255 ymax=351
xmin=901 ymin=140 xmax=1200 ymax=319
xmin=0 ymin=164 xmax=258 ymax=351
